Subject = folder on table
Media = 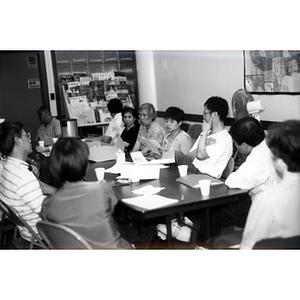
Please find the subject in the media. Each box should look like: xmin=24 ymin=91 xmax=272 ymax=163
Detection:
xmin=176 ymin=174 xmax=223 ymax=188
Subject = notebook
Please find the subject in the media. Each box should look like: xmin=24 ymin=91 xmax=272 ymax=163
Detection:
xmin=176 ymin=174 xmax=224 ymax=188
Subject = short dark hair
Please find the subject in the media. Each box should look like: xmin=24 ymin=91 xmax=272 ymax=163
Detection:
xmin=122 ymin=106 xmax=138 ymax=119
xmin=164 ymin=107 xmax=185 ymax=123
xmin=37 ymin=105 xmax=51 ymax=116
xmin=50 ymin=137 xmax=89 ymax=188
xmin=229 ymin=117 xmax=265 ymax=147
xmin=107 ymin=98 xmax=123 ymax=114
xmin=0 ymin=122 xmax=23 ymax=157
xmin=204 ymin=96 xmax=229 ymax=123
xmin=139 ymin=103 xmax=156 ymax=121
xmin=266 ymin=120 xmax=300 ymax=172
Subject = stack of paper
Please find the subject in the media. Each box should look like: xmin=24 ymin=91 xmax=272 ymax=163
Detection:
xmin=89 ymin=145 xmax=117 ymax=162
xmin=122 ymin=195 xmax=178 ymax=210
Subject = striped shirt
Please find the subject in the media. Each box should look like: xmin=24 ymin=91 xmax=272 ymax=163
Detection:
xmin=0 ymin=157 xmax=45 ymax=241
xmin=225 ymin=140 xmax=281 ymax=201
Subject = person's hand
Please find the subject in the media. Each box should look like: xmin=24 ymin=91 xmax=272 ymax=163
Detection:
xmin=36 ymin=145 xmax=49 ymax=153
xmin=202 ymin=118 xmax=212 ymax=134
xmin=31 ymin=160 xmax=41 ymax=170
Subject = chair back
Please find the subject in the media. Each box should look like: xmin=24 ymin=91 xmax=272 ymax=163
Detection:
xmin=2 ymin=202 xmax=47 ymax=249
xmin=187 ymin=124 xmax=202 ymax=146
xmin=37 ymin=220 xmax=92 ymax=249
xmin=253 ymin=235 xmax=300 ymax=249
xmin=221 ymin=157 xmax=235 ymax=179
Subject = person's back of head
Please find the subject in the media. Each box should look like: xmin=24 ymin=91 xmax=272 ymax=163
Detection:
xmin=0 ymin=122 xmax=23 ymax=157
xmin=229 ymin=117 xmax=265 ymax=147
xmin=266 ymin=120 xmax=300 ymax=173
xmin=204 ymin=96 xmax=229 ymax=123
xmin=164 ymin=106 xmax=185 ymax=123
xmin=50 ymin=137 xmax=89 ymax=188
xmin=139 ymin=103 xmax=157 ymax=121
xmin=107 ymin=98 xmax=123 ymax=114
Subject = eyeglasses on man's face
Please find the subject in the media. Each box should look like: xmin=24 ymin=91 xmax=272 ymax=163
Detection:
xmin=39 ymin=111 xmax=50 ymax=118
xmin=22 ymin=132 xmax=31 ymax=139
xmin=203 ymin=111 xmax=211 ymax=115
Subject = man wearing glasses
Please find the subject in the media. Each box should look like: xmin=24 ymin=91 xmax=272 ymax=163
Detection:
xmin=0 ymin=122 xmax=45 ymax=244
xmin=176 ymin=96 xmax=232 ymax=179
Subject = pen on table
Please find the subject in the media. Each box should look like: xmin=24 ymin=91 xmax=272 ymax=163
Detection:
xmin=211 ymin=182 xmax=224 ymax=186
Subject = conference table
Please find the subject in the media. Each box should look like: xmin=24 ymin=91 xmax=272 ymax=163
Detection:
xmin=85 ymin=159 xmax=249 ymax=246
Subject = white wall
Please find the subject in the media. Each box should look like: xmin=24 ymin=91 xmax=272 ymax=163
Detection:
xmin=136 ymin=50 xmax=300 ymax=122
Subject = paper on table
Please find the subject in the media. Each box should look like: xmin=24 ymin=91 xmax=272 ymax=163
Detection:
xmin=149 ymin=150 xmax=175 ymax=165
xmin=140 ymin=137 xmax=162 ymax=156
xmin=89 ymin=145 xmax=117 ymax=162
xmin=132 ymin=185 xmax=165 ymax=195
xmin=122 ymin=195 xmax=178 ymax=210
xmin=119 ymin=164 xmax=161 ymax=180
xmin=130 ymin=150 xmax=175 ymax=165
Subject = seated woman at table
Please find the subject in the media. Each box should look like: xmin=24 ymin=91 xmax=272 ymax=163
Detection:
xmin=132 ymin=103 xmax=165 ymax=159
xmin=120 ymin=106 xmax=140 ymax=153
xmin=101 ymin=98 xmax=124 ymax=145
xmin=41 ymin=137 xmax=132 ymax=249
xmin=162 ymin=106 xmax=192 ymax=155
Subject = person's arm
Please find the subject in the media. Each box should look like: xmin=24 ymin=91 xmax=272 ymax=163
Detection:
xmin=132 ymin=139 xmax=141 ymax=152
xmin=101 ymin=135 xmax=112 ymax=144
xmin=178 ymin=133 xmax=193 ymax=155
xmin=196 ymin=119 xmax=212 ymax=160
xmin=240 ymin=193 xmax=272 ymax=249
xmin=225 ymin=148 xmax=268 ymax=190
xmin=17 ymin=173 xmax=45 ymax=214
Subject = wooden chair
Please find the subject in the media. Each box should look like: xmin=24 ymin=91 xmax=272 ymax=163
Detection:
xmin=221 ymin=157 xmax=235 ymax=179
xmin=1 ymin=201 xmax=47 ymax=249
xmin=37 ymin=220 xmax=92 ymax=249
xmin=187 ymin=124 xmax=202 ymax=146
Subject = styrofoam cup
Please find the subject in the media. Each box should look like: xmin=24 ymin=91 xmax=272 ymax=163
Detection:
xmin=178 ymin=165 xmax=188 ymax=177
xmin=199 ymin=179 xmax=211 ymax=196
xmin=38 ymin=141 xmax=45 ymax=147
xmin=95 ymin=167 xmax=105 ymax=181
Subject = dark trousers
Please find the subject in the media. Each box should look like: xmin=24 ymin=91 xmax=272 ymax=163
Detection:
xmin=188 ymin=193 xmax=252 ymax=243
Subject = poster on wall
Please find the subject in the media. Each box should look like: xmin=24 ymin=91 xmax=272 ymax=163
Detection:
xmin=27 ymin=56 xmax=37 ymax=68
xmin=244 ymin=50 xmax=300 ymax=94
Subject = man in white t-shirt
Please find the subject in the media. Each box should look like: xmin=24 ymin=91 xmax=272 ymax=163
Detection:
xmin=175 ymin=96 xmax=232 ymax=179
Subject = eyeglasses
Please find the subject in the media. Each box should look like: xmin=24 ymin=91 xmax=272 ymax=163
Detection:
xmin=203 ymin=111 xmax=211 ymax=115
xmin=22 ymin=132 xmax=31 ymax=139
xmin=39 ymin=111 xmax=50 ymax=118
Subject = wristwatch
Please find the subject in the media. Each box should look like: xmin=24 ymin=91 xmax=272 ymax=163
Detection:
xmin=200 ymin=132 xmax=208 ymax=136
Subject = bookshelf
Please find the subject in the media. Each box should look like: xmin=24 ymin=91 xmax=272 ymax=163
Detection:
xmin=52 ymin=50 xmax=139 ymax=119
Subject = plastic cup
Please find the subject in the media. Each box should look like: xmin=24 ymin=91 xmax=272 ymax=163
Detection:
xmin=199 ymin=179 xmax=211 ymax=196
xmin=38 ymin=141 xmax=45 ymax=147
xmin=95 ymin=167 xmax=105 ymax=181
xmin=178 ymin=165 xmax=188 ymax=177
xmin=48 ymin=146 xmax=53 ymax=152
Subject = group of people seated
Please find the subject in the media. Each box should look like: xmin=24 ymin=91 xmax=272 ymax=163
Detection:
xmin=0 ymin=95 xmax=299 ymax=249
